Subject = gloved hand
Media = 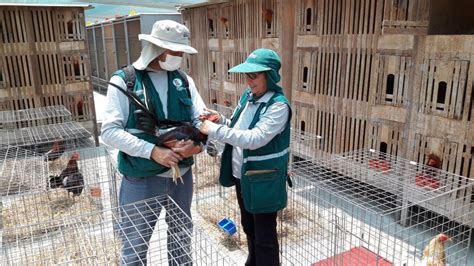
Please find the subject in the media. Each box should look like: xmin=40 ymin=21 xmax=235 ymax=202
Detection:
xmin=134 ymin=109 xmax=157 ymax=135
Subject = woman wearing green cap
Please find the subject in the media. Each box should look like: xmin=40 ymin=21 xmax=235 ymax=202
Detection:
xmin=200 ymin=48 xmax=291 ymax=266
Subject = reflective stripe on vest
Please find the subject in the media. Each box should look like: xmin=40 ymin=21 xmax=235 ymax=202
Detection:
xmin=243 ymin=147 xmax=290 ymax=163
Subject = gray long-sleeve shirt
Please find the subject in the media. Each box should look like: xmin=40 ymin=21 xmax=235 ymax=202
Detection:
xmin=101 ymin=67 xmax=206 ymax=177
xmin=207 ymin=91 xmax=290 ymax=179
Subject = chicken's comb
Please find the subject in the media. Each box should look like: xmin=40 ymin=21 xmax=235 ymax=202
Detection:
xmin=71 ymin=152 xmax=80 ymax=160
xmin=438 ymin=233 xmax=450 ymax=242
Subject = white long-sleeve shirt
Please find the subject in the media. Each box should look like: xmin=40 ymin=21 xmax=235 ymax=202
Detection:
xmin=206 ymin=91 xmax=290 ymax=179
xmin=101 ymin=67 xmax=206 ymax=176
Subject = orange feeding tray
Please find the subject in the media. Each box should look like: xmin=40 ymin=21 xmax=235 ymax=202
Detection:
xmin=313 ymin=246 xmax=392 ymax=266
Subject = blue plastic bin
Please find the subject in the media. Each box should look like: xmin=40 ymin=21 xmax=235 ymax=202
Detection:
xmin=217 ymin=217 xmax=237 ymax=235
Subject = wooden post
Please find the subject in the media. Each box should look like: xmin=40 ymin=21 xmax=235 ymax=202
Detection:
xmin=279 ymin=0 xmax=296 ymax=100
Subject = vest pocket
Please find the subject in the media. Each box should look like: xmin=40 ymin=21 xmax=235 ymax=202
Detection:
xmin=243 ymin=169 xmax=283 ymax=212
xmin=178 ymin=97 xmax=193 ymax=121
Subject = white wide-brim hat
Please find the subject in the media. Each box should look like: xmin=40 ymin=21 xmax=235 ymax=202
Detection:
xmin=133 ymin=20 xmax=197 ymax=70
xmin=140 ymin=19 xmax=197 ymax=54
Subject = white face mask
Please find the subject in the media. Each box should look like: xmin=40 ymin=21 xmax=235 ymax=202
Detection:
xmin=159 ymin=54 xmax=182 ymax=71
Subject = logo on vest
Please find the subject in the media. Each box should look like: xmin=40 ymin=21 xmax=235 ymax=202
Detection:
xmin=173 ymin=78 xmax=183 ymax=88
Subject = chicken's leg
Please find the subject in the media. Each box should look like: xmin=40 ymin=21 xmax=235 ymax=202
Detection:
xmin=172 ymin=166 xmax=183 ymax=184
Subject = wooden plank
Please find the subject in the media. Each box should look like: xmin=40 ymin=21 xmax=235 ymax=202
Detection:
xmin=455 ymin=61 xmax=469 ymax=119
xmin=18 ymin=56 xmax=31 ymax=88
xmin=358 ymin=46 xmax=367 ymax=101
xmin=359 ymin=118 xmax=365 ymax=150
xmin=4 ymin=10 xmax=13 ymax=43
xmin=17 ymin=9 xmax=26 ymax=43
xmin=447 ymin=60 xmax=460 ymax=118
xmin=398 ymin=56 xmax=407 ymax=105
xmin=343 ymin=0 xmax=350 ymax=34
xmin=10 ymin=56 xmax=20 ymax=89
xmin=376 ymin=55 xmax=384 ymax=104
xmin=11 ymin=10 xmax=19 ymax=43
xmin=0 ymin=10 xmax=5 ymax=45
xmin=46 ymin=9 xmax=54 ymax=42
xmin=382 ymin=20 xmax=429 ymax=27
xmin=362 ymin=50 xmax=372 ymax=103
xmin=37 ymin=9 xmax=45 ymax=43
xmin=425 ymin=59 xmax=436 ymax=113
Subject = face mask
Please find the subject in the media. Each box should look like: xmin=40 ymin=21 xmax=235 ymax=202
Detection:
xmin=159 ymin=54 xmax=182 ymax=71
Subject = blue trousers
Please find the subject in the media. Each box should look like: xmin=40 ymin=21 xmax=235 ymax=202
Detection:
xmin=118 ymin=169 xmax=193 ymax=265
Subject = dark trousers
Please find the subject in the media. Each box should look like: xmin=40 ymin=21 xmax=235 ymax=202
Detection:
xmin=234 ymin=177 xmax=280 ymax=266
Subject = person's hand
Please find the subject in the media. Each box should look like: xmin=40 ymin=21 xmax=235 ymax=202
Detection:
xmin=172 ymin=140 xmax=202 ymax=158
xmin=199 ymin=108 xmax=221 ymax=123
xmin=199 ymin=120 xmax=216 ymax=135
xmin=134 ymin=110 xmax=157 ymax=134
xmin=150 ymin=146 xmax=182 ymax=168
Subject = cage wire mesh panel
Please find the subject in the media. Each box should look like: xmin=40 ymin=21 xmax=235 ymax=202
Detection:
xmin=29 ymin=121 xmax=94 ymax=153
xmin=0 ymin=105 xmax=72 ymax=129
xmin=0 ymin=146 xmax=47 ymax=196
xmin=193 ymin=152 xmax=246 ymax=251
xmin=192 ymin=127 xmax=325 ymax=255
xmin=2 ymin=194 xmax=236 ymax=265
xmin=0 ymin=121 xmax=94 ymax=154
xmin=0 ymin=147 xmax=118 ymax=242
xmin=290 ymin=128 xmax=325 ymax=161
xmin=282 ymin=148 xmax=473 ymax=265
xmin=194 ymin=104 xmax=248 ymax=250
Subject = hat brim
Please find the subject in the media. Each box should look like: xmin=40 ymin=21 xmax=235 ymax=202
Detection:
xmin=139 ymin=34 xmax=198 ymax=54
xmin=228 ymin=62 xmax=271 ymax=73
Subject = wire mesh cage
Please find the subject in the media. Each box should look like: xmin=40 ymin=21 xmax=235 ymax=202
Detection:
xmin=0 ymin=105 xmax=72 ymax=129
xmin=0 ymin=142 xmax=102 ymax=197
xmin=3 ymin=187 xmax=235 ymax=264
xmin=193 ymin=129 xmax=325 ymax=254
xmin=193 ymin=153 xmax=246 ymax=251
xmin=290 ymin=128 xmax=325 ymax=161
xmin=0 ymin=146 xmax=47 ymax=196
xmin=1 ymin=147 xmax=118 ymax=241
xmin=0 ymin=121 xmax=94 ymax=154
xmin=282 ymin=149 xmax=473 ymax=265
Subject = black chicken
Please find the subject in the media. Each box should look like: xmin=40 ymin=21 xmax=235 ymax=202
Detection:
xmin=49 ymin=152 xmax=84 ymax=196
xmin=156 ymin=124 xmax=207 ymax=148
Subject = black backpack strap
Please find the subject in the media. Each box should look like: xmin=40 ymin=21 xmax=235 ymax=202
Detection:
xmin=177 ymin=70 xmax=191 ymax=98
xmin=122 ymin=65 xmax=136 ymax=92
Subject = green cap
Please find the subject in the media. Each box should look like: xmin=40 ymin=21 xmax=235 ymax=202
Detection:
xmin=228 ymin=48 xmax=281 ymax=74
xmin=228 ymin=48 xmax=284 ymax=94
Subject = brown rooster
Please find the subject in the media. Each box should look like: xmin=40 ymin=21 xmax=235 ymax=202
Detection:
xmin=43 ymin=139 xmax=66 ymax=161
xmin=49 ymin=152 xmax=84 ymax=196
xmin=263 ymin=8 xmax=273 ymax=28
xmin=421 ymin=233 xmax=451 ymax=266
xmin=219 ymin=17 xmax=229 ymax=28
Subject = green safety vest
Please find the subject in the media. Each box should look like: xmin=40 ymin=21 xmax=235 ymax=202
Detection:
xmin=114 ymin=68 xmax=194 ymax=177
xmin=219 ymin=88 xmax=292 ymax=214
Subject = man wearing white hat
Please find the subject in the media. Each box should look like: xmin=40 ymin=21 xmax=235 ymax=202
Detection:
xmin=101 ymin=20 xmax=205 ymax=265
